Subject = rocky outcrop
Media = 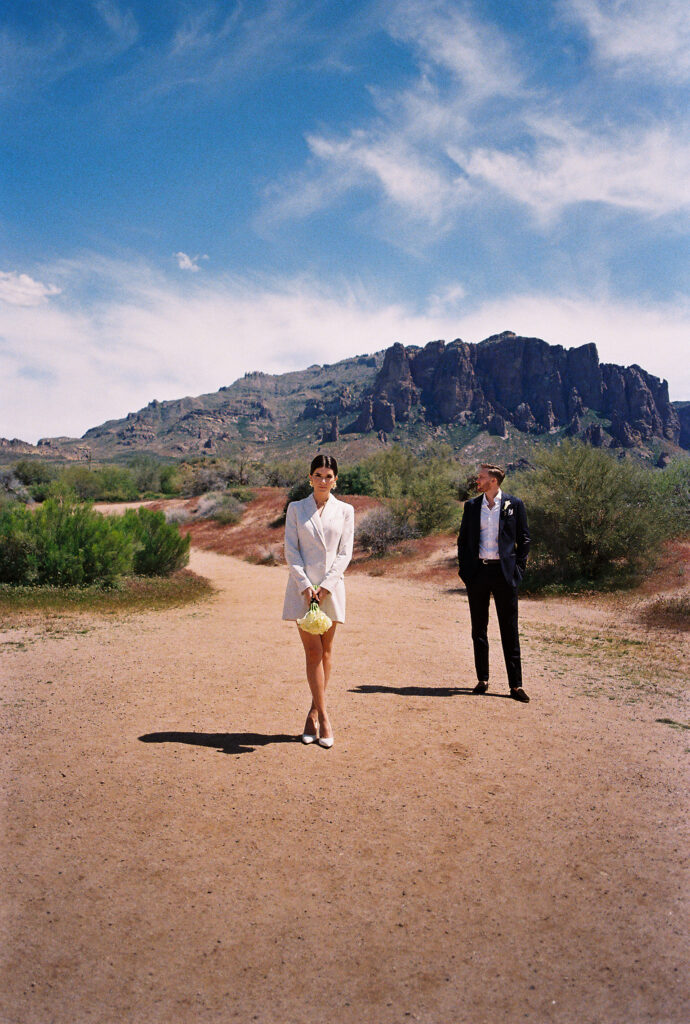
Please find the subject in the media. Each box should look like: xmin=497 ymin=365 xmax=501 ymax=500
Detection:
xmin=674 ymin=403 xmax=690 ymax=449
xmin=344 ymin=332 xmax=681 ymax=449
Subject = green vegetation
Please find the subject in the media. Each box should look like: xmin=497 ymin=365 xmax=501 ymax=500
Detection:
xmin=0 ymin=498 xmax=189 ymax=587
xmin=516 ymin=443 xmax=689 ymax=591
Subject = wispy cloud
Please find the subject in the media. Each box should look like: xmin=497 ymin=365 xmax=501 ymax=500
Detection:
xmin=1 ymin=257 xmax=687 ymax=443
xmin=263 ymin=0 xmax=690 ymax=234
xmin=0 ymin=3 xmax=138 ymax=102
xmin=562 ymin=0 xmax=690 ymax=81
xmin=174 ymin=252 xmax=208 ymax=272
xmin=387 ymin=0 xmax=524 ymax=100
xmin=0 ymin=271 xmax=61 ymax=307
xmin=451 ymin=121 xmax=690 ymax=220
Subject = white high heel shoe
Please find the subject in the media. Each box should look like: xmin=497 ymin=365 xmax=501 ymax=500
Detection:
xmin=301 ymin=731 xmax=317 ymax=744
xmin=318 ymin=735 xmax=334 ymax=748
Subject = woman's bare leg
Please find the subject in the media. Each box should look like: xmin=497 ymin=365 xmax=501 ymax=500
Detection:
xmin=298 ymin=624 xmax=337 ymax=739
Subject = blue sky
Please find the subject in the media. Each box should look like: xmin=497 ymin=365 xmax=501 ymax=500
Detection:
xmin=1 ymin=0 xmax=689 ymax=443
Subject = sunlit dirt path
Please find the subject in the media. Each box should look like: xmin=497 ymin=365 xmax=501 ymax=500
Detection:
xmin=1 ymin=549 xmax=688 ymax=1024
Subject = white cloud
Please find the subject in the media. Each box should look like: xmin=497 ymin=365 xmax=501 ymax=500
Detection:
xmin=0 ymin=258 xmax=687 ymax=444
xmin=387 ymin=0 xmax=524 ymax=100
xmin=451 ymin=122 xmax=690 ymax=220
xmin=174 ymin=252 xmax=208 ymax=272
xmin=563 ymin=0 xmax=690 ymax=80
xmin=306 ymin=131 xmax=470 ymax=225
xmin=263 ymin=1 xmax=690 ymax=234
xmin=0 ymin=271 xmax=61 ymax=307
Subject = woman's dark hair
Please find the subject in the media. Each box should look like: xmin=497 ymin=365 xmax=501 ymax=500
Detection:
xmin=310 ymin=454 xmax=338 ymax=476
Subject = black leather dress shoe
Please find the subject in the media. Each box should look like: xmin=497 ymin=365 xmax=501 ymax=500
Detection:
xmin=473 ymin=681 xmax=489 ymax=694
xmin=510 ymin=686 xmax=530 ymax=702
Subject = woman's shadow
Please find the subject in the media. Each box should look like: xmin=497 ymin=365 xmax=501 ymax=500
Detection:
xmin=139 ymin=731 xmax=297 ymax=755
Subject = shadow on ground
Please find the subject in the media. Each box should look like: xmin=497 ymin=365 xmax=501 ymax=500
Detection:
xmin=138 ymin=731 xmax=297 ymax=755
xmin=350 ymin=684 xmax=512 ymax=699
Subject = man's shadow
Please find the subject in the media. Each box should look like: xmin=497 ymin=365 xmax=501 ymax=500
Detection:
xmin=139 ymin=731 xmax=297 ymax=755
xmin=350 ymin=684 xmax=511 ymax=699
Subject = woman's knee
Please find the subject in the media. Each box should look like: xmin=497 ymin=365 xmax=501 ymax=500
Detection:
xmin=304 ymin=646 xmax=323 ymax=667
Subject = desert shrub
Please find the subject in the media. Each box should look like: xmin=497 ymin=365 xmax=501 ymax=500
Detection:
xmin=117 ymin=507 xmax=190 ymax=576
xmin=365 ymin=446 xmax=418 ymax=500
xmin=356 ymin=507 xmax=418 ymax=557
xmin=285 ymin=480 xmax=312 ymax=507
xmin=164 ymin=506 xmax=194 ymax=525
xmin=520 ymin=442 xmax=669 ymax=589
xmin=159 ymin=464 xmax=183 ymax=496
xmin=656 ymin=459 xmax=690 ymax=534
xmin=336 ymin=464 xmax=375 ymax=495
xmin=0 ymin=504 xmax=38 ymax=582
xmin=13 ymin=460 xmax=58 ymax=499
xmin=189 ymin=464 xmax=230 ymax=496
xmin=127 ymin=455 xmax=163 ymax=494
xmin=53 ymin=464 xmax=139 ymax=502
xmin=193 ymin=492 xmax=246 ymax=525
xmin=263 ymin=461 xmax=304 ymax=487
xmin=351 ymin=446 xmax=461 ymax=533
xmin=408 ymin=463 xmax=461 ymax=534
xmin=0 ymin=499 xmax=133 ymax=587
xmin=0 ymin=467 xmax=33 ymax=504
xmin=212 ymin=495 xmax=245 ymax=525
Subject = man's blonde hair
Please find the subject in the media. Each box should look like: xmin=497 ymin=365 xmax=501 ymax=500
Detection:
xmin=480 ymin=463 xmax=505 ymax=485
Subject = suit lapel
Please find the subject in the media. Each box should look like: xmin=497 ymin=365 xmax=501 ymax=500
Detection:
xmin=307 ymin=493 xmax=327 ymax=547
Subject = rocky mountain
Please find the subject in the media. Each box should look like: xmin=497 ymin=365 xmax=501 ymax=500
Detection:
xmin=345 ymin=332 xmax=681 ymax=450
xmin=2 ymin=332 xmax=686 ymax=463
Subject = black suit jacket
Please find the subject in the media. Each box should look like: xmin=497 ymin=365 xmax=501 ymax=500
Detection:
xmin=457 ymin=492 xmax=530 ymax=587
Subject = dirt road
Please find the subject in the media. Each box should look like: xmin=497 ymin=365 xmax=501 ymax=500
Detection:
xmin=1 ymin=549 xmax=688 ymax=1023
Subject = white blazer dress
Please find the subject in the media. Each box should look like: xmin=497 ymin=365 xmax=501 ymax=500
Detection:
xmin=282 ymin=493 xmax=355 ymax=624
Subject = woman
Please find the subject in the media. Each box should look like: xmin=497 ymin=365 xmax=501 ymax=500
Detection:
xmin=282 ymin=454 xmax=355 ymax=748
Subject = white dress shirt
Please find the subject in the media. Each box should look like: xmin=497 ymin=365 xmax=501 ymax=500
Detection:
xmin=478 ymin=488 xmax=502 ymax=560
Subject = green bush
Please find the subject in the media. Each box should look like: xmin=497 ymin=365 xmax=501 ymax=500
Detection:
xmin=0 ymin=499 xmax=133 ymax=587
xmin=0 ymin=499 xmax=189 ymax=586
xmin=408 ymin=463 xmax=461 ymax=534
xmin=117 ymin=507 xmax=190 ymax=576
xmin=519 ymin=442 xmax=671 ymax=589
xmin=159 ymin=464 xmax=183 ymax=496
xmin=336 ymin=464 xmax=375 ymax=495
xmin=285 ymin=479 xmax=312 ymax=507
xmin=52 ymin=465 xmax=139 ymax=502
xmin=13 ymin=460 xmax=58 ymax=500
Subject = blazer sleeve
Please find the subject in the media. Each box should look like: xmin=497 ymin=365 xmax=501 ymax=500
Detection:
xmin=284 ymin=502 xmax=312 ymax=593
xmin=515 ymin=498 xmax=530 ymax=573
xmin=457 ymin=504 xmax=468 ymax=575
xmin=319 ymin=504 xmax=355 ymax=592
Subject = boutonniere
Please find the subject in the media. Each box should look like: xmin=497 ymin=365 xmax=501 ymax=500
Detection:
xmin=502 ymin=501 xmax=513 ymax=517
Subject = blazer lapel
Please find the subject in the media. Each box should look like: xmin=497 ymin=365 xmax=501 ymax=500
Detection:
xmin=307 ymin=494 xmax=327 ymax=548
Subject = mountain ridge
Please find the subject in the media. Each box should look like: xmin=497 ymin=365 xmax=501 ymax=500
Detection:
xmin=3 ymin=332 xmax=686 ymax=463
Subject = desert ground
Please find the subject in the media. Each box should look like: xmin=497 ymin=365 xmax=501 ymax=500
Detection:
xmin=1 ymin=512 xmax=689 ymax=1024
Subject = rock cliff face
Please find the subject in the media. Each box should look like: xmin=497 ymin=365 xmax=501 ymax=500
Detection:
xmin=2 ymin=333 xmax=684 ymax=461
xmin=675 ymin=403 xmax=690 ymax=449
xmin=343 ymin=332 xmax=680 ymax=448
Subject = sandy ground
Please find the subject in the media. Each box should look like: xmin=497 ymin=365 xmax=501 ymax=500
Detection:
xmin=1 ymin=548 xmax=689 ymax=1024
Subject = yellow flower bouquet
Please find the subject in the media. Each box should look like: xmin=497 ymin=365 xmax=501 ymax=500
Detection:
xmin=297 ymin=590 xmax=333 ymax=635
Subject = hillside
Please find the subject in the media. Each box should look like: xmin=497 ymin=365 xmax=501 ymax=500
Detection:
xmin=3 ymin=332 xmax=687 ymax=465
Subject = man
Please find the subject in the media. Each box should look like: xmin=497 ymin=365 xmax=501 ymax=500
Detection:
xmin=457 ymin=464 xmax=531 ymax=702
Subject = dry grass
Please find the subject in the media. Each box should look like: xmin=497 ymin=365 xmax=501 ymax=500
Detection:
xmin=0 ymin=569 xmax=214 ymax=617
xmin=638 ymin=593 xmax=690 ymax=631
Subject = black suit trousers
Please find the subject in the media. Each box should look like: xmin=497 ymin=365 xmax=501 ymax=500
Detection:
xmin=466 ymin=563 xmax=522 ymax=687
